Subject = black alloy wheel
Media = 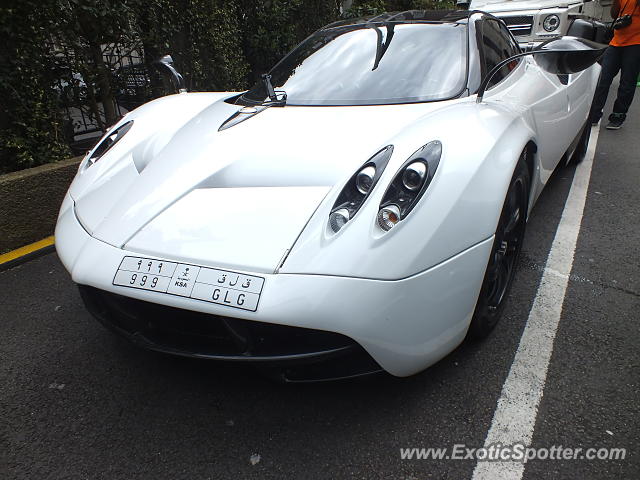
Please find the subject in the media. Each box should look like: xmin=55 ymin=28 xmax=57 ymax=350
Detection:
xmin=468 ymin=153 xmax=530 ymax=338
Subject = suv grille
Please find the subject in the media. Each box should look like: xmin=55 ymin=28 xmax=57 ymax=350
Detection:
xmin=501 ymin=15 xmax=534 ymax=36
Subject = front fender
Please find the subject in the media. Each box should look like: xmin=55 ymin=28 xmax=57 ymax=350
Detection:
xmin=280 ymin=101 xmax=537 ymax=280
xmin=66 ymin=92 xmax=234 ymax=235
xmin=68 ymin=92 xmax=232 ymax=204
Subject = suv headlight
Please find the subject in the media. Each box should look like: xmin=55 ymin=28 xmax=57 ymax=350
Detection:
xmin=543 ymin=14 xmax=560 ymax=32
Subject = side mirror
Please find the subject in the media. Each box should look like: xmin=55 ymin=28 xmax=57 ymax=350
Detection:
xmin=532 ymin=36 xmax=607 ymax=74
xmin=153 ymin=55 xmax=187 ymax=93
xmin=477 ymin=36 xmax=607 ymax=103
xmin=592 ymin=21 xmax=612 ymax=44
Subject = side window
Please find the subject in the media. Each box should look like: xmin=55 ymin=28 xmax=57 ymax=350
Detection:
xmin=481 ymin=19 xmax=520 ymax=88
xmin=498 ymin=21 xmax=521 ymax=57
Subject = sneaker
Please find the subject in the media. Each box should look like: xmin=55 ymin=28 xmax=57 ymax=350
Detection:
xmin=606 ymin=113 xmax=625 ymax=130
xmin=590 ymin=112 xmax=601 ymax=126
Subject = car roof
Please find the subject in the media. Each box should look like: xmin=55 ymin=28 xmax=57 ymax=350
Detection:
xmin=323 ymin=10 xmax=473 ymax=30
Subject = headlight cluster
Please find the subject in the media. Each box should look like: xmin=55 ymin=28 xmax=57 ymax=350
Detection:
xmin=542 ymin=14 xmax=560 ymax=32
xmin=376 ymin=140 xmax=442 ymax=231
xmin=85 ymin=120 xmax=134 ymax=167
xmin=328 ymin=140 xmax=442 ymax=234
xmin=328 ymin=145 xmax=393 ymax=233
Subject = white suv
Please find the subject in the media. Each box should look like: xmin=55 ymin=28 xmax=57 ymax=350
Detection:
xmin=468 ymin=0 xmax=612 ymax=48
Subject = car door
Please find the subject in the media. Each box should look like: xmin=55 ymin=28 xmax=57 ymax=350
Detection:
xmin=565 ymin=68 xmax=593 ymax=136
xmin=480 ymin=19 xmax=571 ymax=182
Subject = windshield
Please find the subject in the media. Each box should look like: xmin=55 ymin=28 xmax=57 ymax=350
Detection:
xmin=240 ymin=22 xmax=468 ymax=106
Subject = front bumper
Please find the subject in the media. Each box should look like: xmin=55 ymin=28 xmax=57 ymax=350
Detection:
xmin=79 ymin=285 xmax=382 ymax=382
xmin=56 ymin=194 xmax=493 ymax=377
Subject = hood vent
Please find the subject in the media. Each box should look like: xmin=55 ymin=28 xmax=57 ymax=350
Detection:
xmin=219 ymin=105 xmax=268 ymax=131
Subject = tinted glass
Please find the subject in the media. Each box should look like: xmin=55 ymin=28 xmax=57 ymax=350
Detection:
xmin=482 ymin=19 xmax=520 ymax=87
xmin=240 ymin=23 xmax=468 ymax=106
xmin=499 ymin=21 xmax=521 ymax=57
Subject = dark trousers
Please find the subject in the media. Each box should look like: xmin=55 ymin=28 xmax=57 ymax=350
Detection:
xmin=590 ymin=44 xmax=640 ymax=121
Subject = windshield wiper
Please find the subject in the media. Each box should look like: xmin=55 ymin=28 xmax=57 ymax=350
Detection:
xmin=371 ymin=24 xmax=395 ymax=71
xmin=261 ymin=73 xmax=287 ymax=106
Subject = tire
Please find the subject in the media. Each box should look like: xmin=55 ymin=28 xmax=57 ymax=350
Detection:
xmin=468 ymin=153 xmax=530 ymax=339
xmin=567 ymin=121 xmax=591 ymax=166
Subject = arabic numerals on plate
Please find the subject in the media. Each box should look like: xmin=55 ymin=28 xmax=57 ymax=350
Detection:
xmin=129 ymin=272 xmax=160 ymax=289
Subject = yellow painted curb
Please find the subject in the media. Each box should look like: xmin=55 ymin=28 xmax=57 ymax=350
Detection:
xmin=0 ymin=236 xmax=55 ymax=265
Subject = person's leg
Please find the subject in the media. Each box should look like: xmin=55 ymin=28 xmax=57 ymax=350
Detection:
xmin=611 ymin=44 xmax=640 ymax=120
xmin=590 ymin=46 xmax=623 ymax=123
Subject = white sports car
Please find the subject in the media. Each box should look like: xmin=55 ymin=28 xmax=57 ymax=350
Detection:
xmin=55 ymin=10 xmax=604 ymax=381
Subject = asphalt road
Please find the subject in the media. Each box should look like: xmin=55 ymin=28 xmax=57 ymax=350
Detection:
xmin=2 ymin=98 xmax=638 ymax=479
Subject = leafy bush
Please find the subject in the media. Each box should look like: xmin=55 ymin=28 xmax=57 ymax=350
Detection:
xmin=0 ymin=1 xmax=71 ymax=173
xmin=346 ymin=0 xmax=454 ymax=17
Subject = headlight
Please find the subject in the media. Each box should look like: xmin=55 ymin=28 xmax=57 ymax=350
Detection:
xmin=329 ymin=208 xmax=350 ymax=232
xmin=328 ymin=145 xmax=393 ymax=233
xmin=356 ymin=165 xmax=376 ymax=194
xmin=377 ymin=140 xmax=442 ymax=231
xmin=543 ymin=14 xmax=560 ymax=32
xmin=402 ymin=161 xmax=427 ymax=191
xmin=377 ymin=205 xmax=401 ymax=231
xmin=85 ymin=120 xmax=134 ymax=167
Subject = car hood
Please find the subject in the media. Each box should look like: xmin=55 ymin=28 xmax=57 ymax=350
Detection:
xmin=71 ymin=94 xmax=443 ymax=273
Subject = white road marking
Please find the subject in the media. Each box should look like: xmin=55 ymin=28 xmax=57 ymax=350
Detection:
xmin=472 ymin=126 xmax=600 ymax=480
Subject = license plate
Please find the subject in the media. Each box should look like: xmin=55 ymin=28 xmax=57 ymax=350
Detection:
xmin=113 ymin=256 xmax=264 ymax=312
